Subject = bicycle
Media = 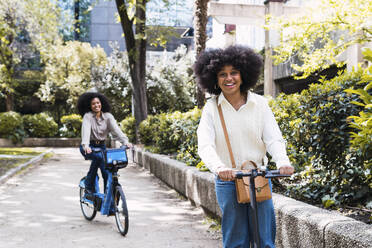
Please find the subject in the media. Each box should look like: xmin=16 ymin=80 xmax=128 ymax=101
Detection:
xmin=79 ymin=146 xmax=129 ymax=236
xmin=235 ymin=169 xmax=290 ymax=248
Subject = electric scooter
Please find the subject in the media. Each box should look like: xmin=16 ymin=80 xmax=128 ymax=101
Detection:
xmin=235 ymin=169 xmax=291 ymax=248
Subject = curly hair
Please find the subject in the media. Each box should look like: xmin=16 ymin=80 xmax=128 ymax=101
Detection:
xmin=77 ymin=92 xmax=111 ymax=116
xmin=193 ymin=45 xmax=263 ymax=95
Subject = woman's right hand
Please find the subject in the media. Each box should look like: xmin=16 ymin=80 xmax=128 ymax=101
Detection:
xmin=83 ymin=146 xmax=92 ymax=154
xmin=217 ymin=168 xmax=235 ymax=181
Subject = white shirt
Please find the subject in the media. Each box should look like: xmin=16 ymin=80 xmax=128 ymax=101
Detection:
xmin=197 ymin=92 xmax=291 ymax=174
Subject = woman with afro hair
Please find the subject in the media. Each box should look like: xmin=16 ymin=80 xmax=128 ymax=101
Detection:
xmin=77 ymin=92 xmax=132 ymax=194
xmin=195 ymin=45 xmax=294 ymax=248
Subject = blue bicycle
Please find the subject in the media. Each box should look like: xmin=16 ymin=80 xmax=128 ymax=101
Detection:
xmin=79 ymin=147 xmax=129 ymax=236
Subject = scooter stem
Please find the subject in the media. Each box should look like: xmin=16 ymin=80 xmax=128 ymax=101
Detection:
xmin=249 ymin=169 xmax=261 ymax=248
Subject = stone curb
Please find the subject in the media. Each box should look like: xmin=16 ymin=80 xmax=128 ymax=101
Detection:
xmin=133 ymin=148 xmax=372 ymax=248
xmin=0 ymin=149 xmax=53 ymax=184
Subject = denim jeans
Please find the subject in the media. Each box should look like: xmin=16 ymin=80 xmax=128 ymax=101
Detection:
xmin=215 ymin=177 xmax=276 ymax=248
xmin=79 ymin=144 xmax=108 ymax=192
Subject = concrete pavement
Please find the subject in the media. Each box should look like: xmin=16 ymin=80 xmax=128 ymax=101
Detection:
xmin=0 ymin=148 xmax=221 ymax=248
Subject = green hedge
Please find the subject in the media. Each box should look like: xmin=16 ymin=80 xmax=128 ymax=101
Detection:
xmin=138 ymin=115 xmax=161 ymax=145
xmin=139 ymin=112 xmax=182 ymax=154
xmin=23 ymin=113 xmax=58 ymax=138
xmin=138 ymin=107 xmax=201 ymax=164
xmin=59 ymin=114 xmax=82 ymax=138
xmin=173 ymin=108 xmax=201 ymax=166
xmin=269 ymin=69 xmax=371 ymax=208
xmin=345 ymin=49 xmax=372 ymax=164
xmin=120 ymin=116 xmax=136 ymax=144
xmin=0 ymin=111 xmax=25 ymax=143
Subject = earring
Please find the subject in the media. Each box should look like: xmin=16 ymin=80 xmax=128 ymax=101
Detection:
xmin=214 ymin=84 xmax=219 ymax=90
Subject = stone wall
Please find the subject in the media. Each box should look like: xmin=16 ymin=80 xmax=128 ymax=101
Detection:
xmin=133 ymin=148 xmax=372 ymax=248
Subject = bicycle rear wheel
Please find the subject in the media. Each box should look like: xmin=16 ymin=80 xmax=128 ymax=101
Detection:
xmin=80 ymin=184 xmax=97 ymax=221
xmin=114 ymin=186 xmax=129 ymax=236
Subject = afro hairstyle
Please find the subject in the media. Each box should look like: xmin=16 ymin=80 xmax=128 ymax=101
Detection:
xmin=193 ymin=45 xmax=263 ymax=95
xmin=77 ymin=92 xmax=111 ymax=117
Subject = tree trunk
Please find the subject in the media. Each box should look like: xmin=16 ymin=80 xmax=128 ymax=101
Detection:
xmin=2 ymin=53 xmax=14 ymax=112
xmin=115 ymin=0 xmax=148 ymax=143
xmin=5 ymin=93 xmax=13 ymax=111
xmin=193 ymin=0 xmax=209 ymax=108
xmin=74 ymin=0 xmax=80 ymax=40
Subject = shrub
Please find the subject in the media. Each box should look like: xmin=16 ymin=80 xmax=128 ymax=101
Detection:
xmin=95 ymin=43 xmax=132 ymax=121
xmin=270 ymin=69 xmax=370 ymax=207
xmin=139 ymin=115 xmax=161 ymax=146
xmin=149 ymin=112 xmax=182 ymax=154
xmin=345 ymin=49 xmax=372 ymax=168
xmin=146 ymin=45 xmax=196 ymax=115
xmin=0 ymin=111 xmax=25 ymax=143
xmin=120 ymin=116 xmax=136 ymax=144
xmin=139 ymin=107 xmax=202 ymax=165
xmin=23 ymin=113 xmax=58 ymax=137
xmin=59 ymin=114 xmax=82 ymax=138
xmin=173 ymin=107 xmax=202 ymax=166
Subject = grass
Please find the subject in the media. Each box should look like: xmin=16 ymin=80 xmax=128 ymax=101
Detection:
xmin=0 ymin=157 xmax=30 ymax=176
xmin=0 ymin=147 xmax=44 ymax=156
xmin=0 ymin=148 xmax=46 ymax=177
xmin=203 ymin=215 xmax=221 ymax=232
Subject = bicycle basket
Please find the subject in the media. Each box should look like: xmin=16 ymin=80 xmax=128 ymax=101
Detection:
xmin=104 ymin=148 xmax=128 ymax=169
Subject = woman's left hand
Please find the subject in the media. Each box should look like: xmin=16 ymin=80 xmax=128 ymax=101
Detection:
xmin=126 ymin=143 xmax=133 ymax=148
xmin=279 ymin=165 xmax=294 ymax=175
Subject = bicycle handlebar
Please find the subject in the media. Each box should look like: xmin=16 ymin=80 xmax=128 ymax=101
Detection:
xmin=91 ymin=145 xmax=129 ymax=153
xmin=91 ymin=147 xmax=103 ymax=153
xmin=235 ymin=169 xmax=291 ymax=179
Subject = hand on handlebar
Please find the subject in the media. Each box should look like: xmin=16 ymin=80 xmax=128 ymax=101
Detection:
xmin=218 ymin=165 xmax=294 ymax=181
xmin=121 ymin=143 xmax=133 ymax=149
xmin=279 ymin=165 xmax=294 ymax=175
xmin=84 ymin=146 xmax=92 ymax=154
xmin=217 ymin=168 xmax=235 ymax=181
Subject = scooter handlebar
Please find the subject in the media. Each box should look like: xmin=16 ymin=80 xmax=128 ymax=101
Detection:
xmin=235 ymin=170 xmax=291 ymax=179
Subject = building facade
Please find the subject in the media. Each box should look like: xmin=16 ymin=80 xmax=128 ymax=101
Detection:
xmin=89 ymin=0 xmax=194 ymax=55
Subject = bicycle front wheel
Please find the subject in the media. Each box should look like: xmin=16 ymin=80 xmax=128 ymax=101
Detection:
xmin=80 ymin=187 xmax=97 ymax=221
xmin=114 ymin=186 xmax=129 ymax=236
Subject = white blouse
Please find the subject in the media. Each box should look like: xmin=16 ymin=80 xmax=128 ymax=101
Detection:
xmin=197 ymin=92 xmax=291 ymax=174
xmin=81 ymin=112 xmax=129 ymax=147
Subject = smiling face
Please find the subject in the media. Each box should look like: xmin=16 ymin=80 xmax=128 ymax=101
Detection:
xmin=217 ymin=65 xmax=242 ymax=97
xmin=90 ymin=97 xmax=102 ymax=113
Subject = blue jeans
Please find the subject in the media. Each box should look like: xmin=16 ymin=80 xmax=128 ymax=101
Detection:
xmin=79 ymin=144 xmax=108 ymax=192
xmin=215 ymin=177 xmax=276 ymax=248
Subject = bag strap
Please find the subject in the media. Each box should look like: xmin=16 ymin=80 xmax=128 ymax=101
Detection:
xmin=216 ymin=96 xmax=237 ymax=168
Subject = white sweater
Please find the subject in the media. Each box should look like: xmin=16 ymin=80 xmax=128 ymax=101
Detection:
xmin=197 ymin=92 xmax=290 ymax=174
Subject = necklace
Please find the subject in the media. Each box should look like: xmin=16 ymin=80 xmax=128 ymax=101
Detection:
xmin=231 ymin=94 xmax=247 ymax=111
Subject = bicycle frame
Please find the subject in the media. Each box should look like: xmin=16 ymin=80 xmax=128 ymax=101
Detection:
xmin=80 ymin=167 xmax=121 ymax=216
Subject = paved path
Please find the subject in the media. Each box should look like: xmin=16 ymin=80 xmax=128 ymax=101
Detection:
xmin=0 ymin=148 xmax=221 ymax=248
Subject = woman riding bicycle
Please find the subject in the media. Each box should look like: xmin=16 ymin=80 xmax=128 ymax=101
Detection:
xmin=77 ymin=92 xmax=132 ymax=194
